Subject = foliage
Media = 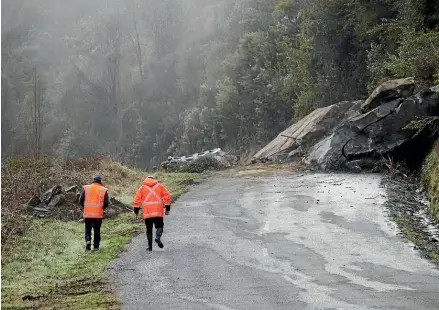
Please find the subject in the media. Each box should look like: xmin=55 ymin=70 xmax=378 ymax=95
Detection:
xmin=2 ymin=0 xmax=439 ymax=165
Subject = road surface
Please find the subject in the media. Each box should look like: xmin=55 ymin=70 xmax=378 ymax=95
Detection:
xmin=110 ymin=171 xmax=439 ymax=310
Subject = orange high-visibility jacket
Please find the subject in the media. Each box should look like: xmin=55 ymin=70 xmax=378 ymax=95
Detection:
xmin=133 ymin=178 xmax=171 ymax=219
xmin=82 ymin=183 xmax=108 ymax=219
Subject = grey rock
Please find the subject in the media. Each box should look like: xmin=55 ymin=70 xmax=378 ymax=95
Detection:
xmin=346 ymin=158 xmax=379 ymax=170
xmin=34 ymin=206 xmax=50 ymax=212
xmin=361 ymin=78 xmax=415 ymax=114
xmin=253 ymin=100 xmax=359 ymax=162
xmin=42 ymin=185 xmax=62 ymax=204
xmin=65 ymin=192 xmax=78 ymax=203
xmin=349 ymin=166 xmax=362 ymax=173
xmin=65 ymin=185 xmax=78 ymax=193
xmin=28 ymin=196 xmax=41 ymax=207
xmin=307 ymin=85 xmax=439 ymax=170
xmin=48 ymin=194 xmax=66 ymax=208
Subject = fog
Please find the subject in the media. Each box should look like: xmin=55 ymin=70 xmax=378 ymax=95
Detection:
xmin=2 ymin=0 xmax=234 ymax=167
xmin=5 ymin=0 xmax=430 ymax=168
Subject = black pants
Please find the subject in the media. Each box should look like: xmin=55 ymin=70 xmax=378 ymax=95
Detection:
xmin=85 ymin=218 xmax=102 ymax=248
xmin=144 ymin=217 xmax=164 ymax=248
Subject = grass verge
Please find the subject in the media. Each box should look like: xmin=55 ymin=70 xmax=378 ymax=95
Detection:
xmin=1 ymin=161 xmax=199 ymax=310
xmin=421 ymin=140 xmax=439 ymax=222
xmin=384 ymin=178 xmax=439 ymax=265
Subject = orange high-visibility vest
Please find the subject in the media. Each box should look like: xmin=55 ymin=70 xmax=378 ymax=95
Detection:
xmin=141 ymin=184 xmax=164 ymax=219
xmin=83 ymin=183 xmax=108 ymax=219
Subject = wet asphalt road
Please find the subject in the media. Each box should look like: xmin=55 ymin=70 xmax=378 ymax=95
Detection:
xmin=110 ymin=172 xmax=439 ymax=310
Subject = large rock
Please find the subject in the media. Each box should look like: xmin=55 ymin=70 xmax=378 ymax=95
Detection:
xmin=48 ymin=194 xmax=66 ymax=208
xmin=65 ymin=185 xmax=79 ymax=193
xmin=361 ymin=78 xmax=415 ymax=114
xmin=253 ymin=100 xmax=361 ymax=161
xmin=307 ymin=85 xmax=439 ymax=169
xmin=42 ymin=185 xmax=62 ymax=204
xmin=28 ymin=196 xmax=41 ymax=207
xmin=65 ymin=192 xmax=78 ymax=203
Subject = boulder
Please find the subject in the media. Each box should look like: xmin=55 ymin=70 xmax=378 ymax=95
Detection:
xmin=345 ymin=158 xmax=379 ymax=170
xmin=253 ymin=100 xmax=361 ymax=162
xmin=65 ymin=185 xmax=79 ymax=193
xmin=48 ymin=194 xmax=66 ymax=208
xmin=34 ymin=206 xmax=50 ymax=213
xmin=28 ymin=196 xmax=41 ymax=207
xmin=65 ymin=192 xmax=78 ymax=203
xmin=361 ymin=78 xmax=415 ymax=114
xmin=42 ymin=185 xmax=62 ymax=204
xmin=33 ymin=205 xmax=51 ymax=218
xmin=306 ymin=85 xmax=439 ymax=170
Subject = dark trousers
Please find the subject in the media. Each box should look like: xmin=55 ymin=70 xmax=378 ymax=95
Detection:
xmin=85 ymin=218 xmax=102 ymax=248
xmin=144 ymin=217 xmax=164 ymax=248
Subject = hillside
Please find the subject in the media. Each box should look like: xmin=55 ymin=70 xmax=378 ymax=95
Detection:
xmin=2 ymin=0 xmax=438 ymax=168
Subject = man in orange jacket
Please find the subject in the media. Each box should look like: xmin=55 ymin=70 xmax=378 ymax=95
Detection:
xmin=79 ymin=176 xmax=109 ymax=251
xmin=133 ymin=176 xmax=171 ymax=251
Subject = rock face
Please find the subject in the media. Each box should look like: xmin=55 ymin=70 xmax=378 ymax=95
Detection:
xmin=360 ymin=77 xmax=415 ymax=114
xmin=254 ymin=79 xmax=439 ymax=171
xmin=306 ymin=85 xmax=439 ymax=170
xmin=308 ymin=86 xmax=439 ymax=169
xmin=253 ymin=100 xmax=361 ymax=161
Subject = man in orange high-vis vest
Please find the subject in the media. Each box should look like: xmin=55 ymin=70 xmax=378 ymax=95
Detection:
xmin=79 ymin=176 xmax=109 ymax=251
xmin=133 ymin=176 xmax=171 ymax=251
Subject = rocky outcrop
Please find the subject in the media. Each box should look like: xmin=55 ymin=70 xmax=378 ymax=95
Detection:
xmin=360 ymin=77 xmax=415 ymax=114
xmin=306 ymin=85 xmax=439 ymax=170
xmin=254 ymin=79 xmax=439 ymax=172
xmin=253 ymin=100 xmax=362 ymax=162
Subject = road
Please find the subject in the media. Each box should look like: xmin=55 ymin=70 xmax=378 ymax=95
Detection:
xmin=110 ymin=171 xmax=439 ymax=310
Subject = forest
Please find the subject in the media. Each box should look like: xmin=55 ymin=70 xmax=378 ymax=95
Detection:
xmin=2 ymin=0 xmax=439 ymax=168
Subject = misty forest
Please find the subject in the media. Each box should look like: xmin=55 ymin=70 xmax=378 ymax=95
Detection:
xmin=2 ymin=0 xmax=439 ymax=168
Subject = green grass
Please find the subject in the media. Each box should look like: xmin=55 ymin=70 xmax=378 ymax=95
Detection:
xmin=395 ymin=216 xmax=439 ymax=264
xmin=384 ymin=179 xmax=439 ymax=266
xmin=422 ymin=141 xmax=439 ymax=222
xmin=1 ymin=163 xmax=199 ymax=310
xmin=1 ymin=214 xmax=136 ymax=309
xmin=100 ymin=161 xmax=199 ymax=204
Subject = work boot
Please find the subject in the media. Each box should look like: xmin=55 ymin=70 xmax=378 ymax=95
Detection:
xmin=93 ymin=246 xmax=99 ymax=251
xmin=147 ymin=231 xmax=153 ymax=251
xmin=147 ymin=246 xmax=152 ymax=251
xmin=155 ymin=227 xmax=164 ymax=248
xmin=155 ymin=238 xmax=164 ymax=248
xmin=86 ymin=241 xmax=91 ymax=251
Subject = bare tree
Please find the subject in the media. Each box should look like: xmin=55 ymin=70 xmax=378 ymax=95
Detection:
xmin=31 ymin=67 xmax=43 ymax=160
xmin=126 ymin=0 xmax=144 ymax=82
xmin=104 ymin=19 xmax=124 ymax=150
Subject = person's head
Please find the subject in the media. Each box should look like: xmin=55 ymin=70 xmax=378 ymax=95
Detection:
xmin=93 ymin=176 xmax=102 ymax=184
xmin=147 ymin=175 xmax=154 ymax=179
